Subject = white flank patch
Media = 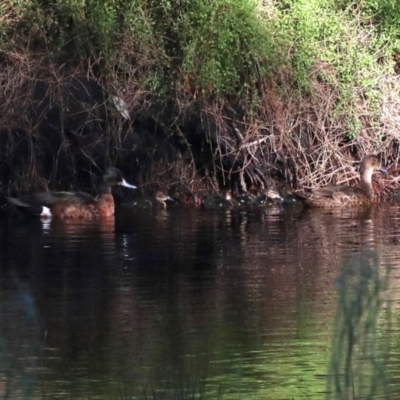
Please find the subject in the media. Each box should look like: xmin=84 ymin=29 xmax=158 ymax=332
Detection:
xmin=41 ymin=206 xmax=52 ymax=218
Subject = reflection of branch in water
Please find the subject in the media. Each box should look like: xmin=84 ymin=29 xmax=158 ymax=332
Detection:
xmin=327 ymin=249 xmax=391 ymax=400
xmin=0 ymin=276 xmax=41 ymax=399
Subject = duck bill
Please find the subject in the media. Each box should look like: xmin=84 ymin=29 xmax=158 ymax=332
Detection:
xmin=379 ymin=167 xmax=388 ymax=175
xmin=120 ymin=179 xmax=137 ymax=189
xmin=166 ymin=196 xmax=174 ymax=201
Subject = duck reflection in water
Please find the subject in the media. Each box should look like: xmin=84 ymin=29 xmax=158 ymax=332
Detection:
xmin=6 ymin=167 xmax=136 ymax=219
xmin=296 ymin=155 xmax=387 ymax=207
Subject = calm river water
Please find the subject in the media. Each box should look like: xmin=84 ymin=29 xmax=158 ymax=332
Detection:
xmin=0 ymin=203 xmax=400 ymax=399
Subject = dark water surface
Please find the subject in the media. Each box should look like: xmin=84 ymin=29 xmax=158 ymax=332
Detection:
xmin=0 ymin=204 xmax=400 ymax=399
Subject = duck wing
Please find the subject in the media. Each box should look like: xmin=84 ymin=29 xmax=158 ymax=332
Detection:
xmin=24 ymin=191 xmax=96 ymax=206
xmin=311 ymin=185 xmax=364 ymax=198
xmin=6 ymin=196 xmax=45 ymax=216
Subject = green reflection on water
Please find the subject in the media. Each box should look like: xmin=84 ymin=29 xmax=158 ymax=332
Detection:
xmin=327 ymin=249 xmax=392 ymax=400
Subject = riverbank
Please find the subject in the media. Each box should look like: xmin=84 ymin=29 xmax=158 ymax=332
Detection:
xmin=1 ymin=0 xmax=400 ymax=200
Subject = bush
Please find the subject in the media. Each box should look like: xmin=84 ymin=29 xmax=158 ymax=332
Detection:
xmin=1 ymin=0 xmax=400 ymax=193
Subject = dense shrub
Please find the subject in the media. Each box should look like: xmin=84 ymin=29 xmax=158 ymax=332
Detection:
xmin=1 ymin=0 xmax=400 ymax=193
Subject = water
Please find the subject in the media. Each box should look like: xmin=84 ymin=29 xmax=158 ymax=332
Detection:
xmin=0 ymin=203 xmax=399 ymax=399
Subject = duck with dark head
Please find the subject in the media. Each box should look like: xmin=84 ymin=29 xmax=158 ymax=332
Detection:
xmin=296 ymin=155 xmax=387 ymax=207
xmin=7 ymin=167 xmax=137 ymax=219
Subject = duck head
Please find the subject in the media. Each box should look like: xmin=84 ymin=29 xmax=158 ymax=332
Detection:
xmin=154 ymin=190 xmax=173 ymax=203
xmin=104 ymin=167 xmax=137 ymax=189
xmin=360 ymin=155 xmax=387 ymax=184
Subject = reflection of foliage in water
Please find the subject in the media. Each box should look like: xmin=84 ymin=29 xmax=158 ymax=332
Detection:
xmin=327 ymin=249 xmax=391 ymax=399
xmin=0 ymin=279 xmax=41 ymax=399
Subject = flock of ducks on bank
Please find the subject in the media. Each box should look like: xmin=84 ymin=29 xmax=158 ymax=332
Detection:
xmin=1 ymin=155 xmax=388 ymax=220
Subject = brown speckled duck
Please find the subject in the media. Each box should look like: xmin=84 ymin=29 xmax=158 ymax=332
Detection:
xmin=235 ymin=189 xmax=283 ymax=207
xmin=297 ymin=155 xmax=387 ymax=207
xmin=125 ymin=190 xmax=173 ymax=209
xmin=254 ymin=188 xmax=283 ymax=206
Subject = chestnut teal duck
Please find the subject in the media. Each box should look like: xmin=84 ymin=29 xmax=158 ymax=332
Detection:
xmin=6 ymin=167 xmax=137 ymax=218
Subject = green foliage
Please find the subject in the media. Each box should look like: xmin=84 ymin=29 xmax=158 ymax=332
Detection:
xmin=1 ymin=0 xmax=400 ymax=140
xmin=120 ymin=0 xmax=279 ymax=102
xmin=275 ymin=0 xmax=340 ymax=89
xmin=270 ymin=0 xmax=397 ymax=139
xmin=174 ymin=0 xmax=275 ymax=95
xmin=336 ymin=0 xmax=400 ymax=50
xmin=0 ymin=0 xmax=119 ymax=58
xmin=0 ymin=0 xmax=277 ymax=102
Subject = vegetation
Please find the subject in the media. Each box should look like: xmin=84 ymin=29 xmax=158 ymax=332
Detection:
xmin=0 ymin=0 xmax=400 ymax=197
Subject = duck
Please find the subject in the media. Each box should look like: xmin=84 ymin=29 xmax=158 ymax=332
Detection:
xmin=278 ymin=188 xmax=300 ymax=205
xmin=235 ymin=189 xmax=283 ymax=207
xmin=253 ymin=188 xmax=283 ymax=206
xmin=124 ymin=190 xmax=173 ymax=209
xmin=235 ymin=192 xmax=255 ymax=207
xmin=296 ymin=155 xmax=387 ymax=207
xmin=6 ymin=167 xmax=137 ymax=219
xmin=203 ymin=189 xmax=234 ymax=209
